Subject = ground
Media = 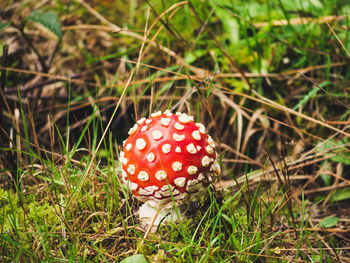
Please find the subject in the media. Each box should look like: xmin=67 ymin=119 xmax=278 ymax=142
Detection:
xmin=0 ymin=0 xmax=350 ymax=262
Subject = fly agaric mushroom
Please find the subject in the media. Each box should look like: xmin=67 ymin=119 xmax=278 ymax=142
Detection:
xmin=119 ymin=110 xmax=220 ymax=229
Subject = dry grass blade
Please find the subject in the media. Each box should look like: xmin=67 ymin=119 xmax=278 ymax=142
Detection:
xmin=326 ymin=21 xmax=350 ymax=58
xmin=254 ymin=15 xmax=346 ymax=28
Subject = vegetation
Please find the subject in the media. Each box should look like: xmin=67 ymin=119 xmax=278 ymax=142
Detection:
xmin=1 ymin=0 xmax=350 ymax=262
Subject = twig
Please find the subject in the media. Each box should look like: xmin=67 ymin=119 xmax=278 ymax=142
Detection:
xmin=5 ymin=75 xmax=80 ymax=93
xmin=254 ymin=15 xmax=346 ymax=28
xmin=2 ymin=67 xmax=96 ymax=86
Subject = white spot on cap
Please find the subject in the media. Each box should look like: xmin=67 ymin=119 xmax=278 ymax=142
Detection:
xmin=160 ymin=189 xmax=172 ymax=197
xmin=138 ymin=171 xmax=149 ymax=181
xmin=129 ymin=182 xmax=138 ymax=191
xmin=125 ymin=143 xmax=132 ymax=151
xmin=161 ymin=185 xmax=174 ymax=192
xmin=186 ymin=143 xmax=197 ymax=154
xmin=186 ymin=179 xmax=200 ymax=191
xmin=197 ymin=146 xmax=202 ymax=151
xmin=201 ymin=156 xmax=211 ymax=167
xmin=192 ymin=130 xmax=201 ymax=140
xmin=175 ymin=122 xmax=184 ymax=130
xmin=198 ymin=173 xmax=205 ymax=181
xmin=137 ymin=118 xmax=146 ymax=125
xmin=121 ymin=169 xmax=128 ymax=181
xmin=178 ymin=114 xmax=191 ymax=124
xmin=123 ymin=140 xmax=127 ymax=146
xmin=164 ymin=110 xmax=172 ymax=117
xmin=175 ymin=112 xmax=181 ymax=116
xmin=172 ymin=161 xmax=182 ymax=172
xmin=122 ymin=175 xmax=128 ymax=183
xmin=151 ymin=111 xmax=162 ymax=117
xmin=196 ymin=123 xmax=206 ymax=134
xmin=146 ymin=119 xmax=152 ymax=124
xmin=188 ymin=165 xmax=198 ymax=175
xmin=136 ymin=138 xmax=147 ymax=150
xmin=152 ymin=130 xmax=163 ymax=140
xmin=208 ymin=136 xmax=215 ymax=147
xmin=206 ymin=145 xmax=214 ymax=154
xmin=210 ymin=160 xmax=221 ymax=176
xmin=174 ymin=177 xmax=186 ymax=187
xmin=160 ymin=185 xmax=179 ymax=197
xmin=155 ymin=170 xmax=167 ymax=181
xmin=187 ymin=179 xmax=199 ymax=186
xmin=141 ymin=125 xmax=148 ymax=132
xmin=147 ymin=152 xmax=155 ymax=162
xmin=120 ymin=151 xmax=127 ymax=165
xmin=161 ymin=118 xmax=171 ymax=127
xmin=173 ymin=133 xmax=185 ymax=141
xmin=162 ymin=144 xmax=171 ymax=154
xmin=138 ymin=188 xmax=152 ymax=196
xmin=120 ymin=157 xmax=128 ymax=165
xmin=127 ymin=164 xmax=136 ymax=175
xmin=172 ymin=189 xmax=180 ymax=195
xmin=154 ymin=191 xmax=162 ymax=198
xmin=144 ymin=185 xmax=158 ymax=194
xmin=128 ymin=124 xmax=138 ymax=135
xmin=175 ymin=146 xmax=181 ymax=153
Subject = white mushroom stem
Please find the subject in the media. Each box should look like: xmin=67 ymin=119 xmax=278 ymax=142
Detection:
xmin=137 ymin=200 xmax=185 ymax=233
xmin=139 ymin=203 xmax=160 ymax=249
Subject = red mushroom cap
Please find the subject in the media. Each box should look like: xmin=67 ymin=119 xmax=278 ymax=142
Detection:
xmin=120 ymin=110 xmax=220 ymax=204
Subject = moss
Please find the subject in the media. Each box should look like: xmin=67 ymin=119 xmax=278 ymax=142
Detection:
xmin=28 ymin=201 xmax=61 ymax=229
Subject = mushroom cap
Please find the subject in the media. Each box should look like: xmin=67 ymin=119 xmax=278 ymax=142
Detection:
xmin=120 ymin=110 xmax=220 ymax=205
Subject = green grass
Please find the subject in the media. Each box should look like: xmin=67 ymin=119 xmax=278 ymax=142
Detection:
xmin=1 ymin=0 xmax=350 ymax=262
